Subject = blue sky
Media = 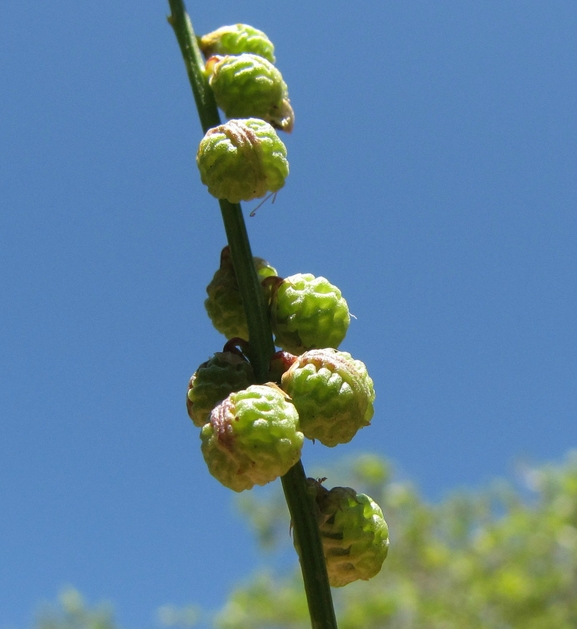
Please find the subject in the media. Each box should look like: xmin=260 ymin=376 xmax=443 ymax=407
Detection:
xmin=1 ymin=1 xmax=576 ymax=627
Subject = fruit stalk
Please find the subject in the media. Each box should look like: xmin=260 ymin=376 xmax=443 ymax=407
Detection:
xmin=167 ymin=2 xmax=338 ymax=627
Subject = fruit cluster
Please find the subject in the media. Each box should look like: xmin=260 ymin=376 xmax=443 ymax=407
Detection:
xmin=196 ymin=24 xmax=292 ymax=204
xmin=189 ymin=23 xmax=388 ymax=586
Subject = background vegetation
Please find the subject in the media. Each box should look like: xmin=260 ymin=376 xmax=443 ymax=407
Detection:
xmin=25 ymin=451 xmax=577 ymax=629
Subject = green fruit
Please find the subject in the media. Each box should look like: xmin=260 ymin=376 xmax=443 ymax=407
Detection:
xmin=305 ymin=481 xmax=389 ymax=587
xmin=187 ymin=351 xmax=255 ymax=427
xmin=200 ymin=384 xmax=304 ymax=492
xmin=280 ymin=348 xmax=375 ymax=447
xmin=206 ymin=54 xmax=294 ymax=133
xmin=270 ymin=274 xmax=350 ymax=355
xmin=196 ymin=119 xmax=289 ymax=203
xmin=198 ymin=24 xmax=276 ymax=64
xmin=205 ymin=246 xmax=277 ymax=340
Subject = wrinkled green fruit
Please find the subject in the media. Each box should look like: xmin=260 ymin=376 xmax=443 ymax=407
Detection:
xmin=305 ymin=481 xmax=389 ymax=587
xmin=196 ymin=119 xmax=289 ymax=204
xmin=187 ymin=352 xmax=255 ymax=427
xmin=198 ymin=24 xmax=276 ymax=64
xmin=270 ymin=273 xmax=350 ymax=355
xmin=205 ymin=246 xmax=277 ymax=341
xmin=280 ymin=348 xmax=375 ymax=447
xmin=206 ymin=54 xmax=294 ymax=133
xmin=200 ymin=384 xmax=304 ymax=492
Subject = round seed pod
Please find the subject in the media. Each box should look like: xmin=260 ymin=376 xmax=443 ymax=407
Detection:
xmin=198 ymin=24 xmax=276 ymax=64
xmin=187 ymin=351 xmax=256 ymax=427
xmin=196 ymin=119 xmax=289 ymax=204
xmin=205 ymin=246 xmax=277 ymax=341
xmin=270 ymin=274 xmax=350 ymax=355
xmin=206 ymin=54 xmax=294 ymax=133
xmin=305 ymin=481 xmax=389 ymax=588
xmin=280 ymin=348 xmax=375 ymax=447
xmin=200 ymin=384 xmax=304 ymax=492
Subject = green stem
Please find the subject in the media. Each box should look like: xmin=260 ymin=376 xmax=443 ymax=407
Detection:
xmin=218 ymin=198 xmax=275 ymax=381
xmin=282 ymin=462 xmax=339 ymax=629
xmin=167 ymin=0 xmax=274 ymax=378
xmin=167 ymin=3 xmax=338 ymax=628
xmin=167 ymin=0 xmax=219 ymax=134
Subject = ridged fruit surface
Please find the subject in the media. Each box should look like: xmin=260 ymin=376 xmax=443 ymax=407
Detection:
xmin=207 ymin=54 xmax=294 ymax=132
xmin=306 ymin=481 xmax=389 ymax=587
xmin=200 ymin=384 xmax=303 ymax=492
xmin=280 ymin=348 xmax=375 ymax=446
xmin=270 ymin=273 xmax=350 ymax=354
xmin=198 ymin=24 xmax=276 ymax=63
xmin=196 ymin=119 xmax=289 ymax=203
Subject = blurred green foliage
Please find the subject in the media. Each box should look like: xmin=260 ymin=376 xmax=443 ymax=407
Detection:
xmin=221 ymin=451 xmax=577 ymax=629
xmin=27 ymin=451 xmax=577 ymax=629
xmin=28 ymin=588 xmax=200 ymax=629
xmin=32 ymin=588 xmax=117 ymax=629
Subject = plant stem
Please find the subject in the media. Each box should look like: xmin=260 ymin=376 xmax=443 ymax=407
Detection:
xmin=281 ymin=462 xmax=339 ymax=629
xmin=167 ymin=2 xmax=338 ymax=627
xmin=217 ymin=198 xmax=275 ymax=382
xmin=167 ymin=0 xmax=273 ymax=378
xmin=167 ymin=0 xmax=219 ymax=134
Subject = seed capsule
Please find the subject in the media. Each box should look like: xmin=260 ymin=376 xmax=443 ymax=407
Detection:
xmin=200 ymin=384 xmax=304 ymax=492
xmin=270 ymin=274 xmax=350 ymax=355
xmin=196 ymin=119 xmax=289 ymax=204
xmin=198 ymin=24 xmax=276 ymax=64
xmin=205 ymin=246 xmax=277 ymax=341
xmin=187 ymin=351 xmax=255 ymax=427
xmin=280 ymin=348 xmax=375 ymax=447
xmin=206 ymin=54 xmax=294 ymax=133
xmin=304 ymin=480 xmax=389 ymax=587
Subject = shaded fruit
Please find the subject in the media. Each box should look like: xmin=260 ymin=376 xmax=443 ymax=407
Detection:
xmin=205 ymin=246 xmax=277 ymax=341
xmin=303 ymin=480 xmax=389 ymax=587
xmin=187 ymin=351 xmax=255 ymax=427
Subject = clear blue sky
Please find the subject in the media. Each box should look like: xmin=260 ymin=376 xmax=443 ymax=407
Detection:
xmin=2 ymin=1 xmax=576 ymax=627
